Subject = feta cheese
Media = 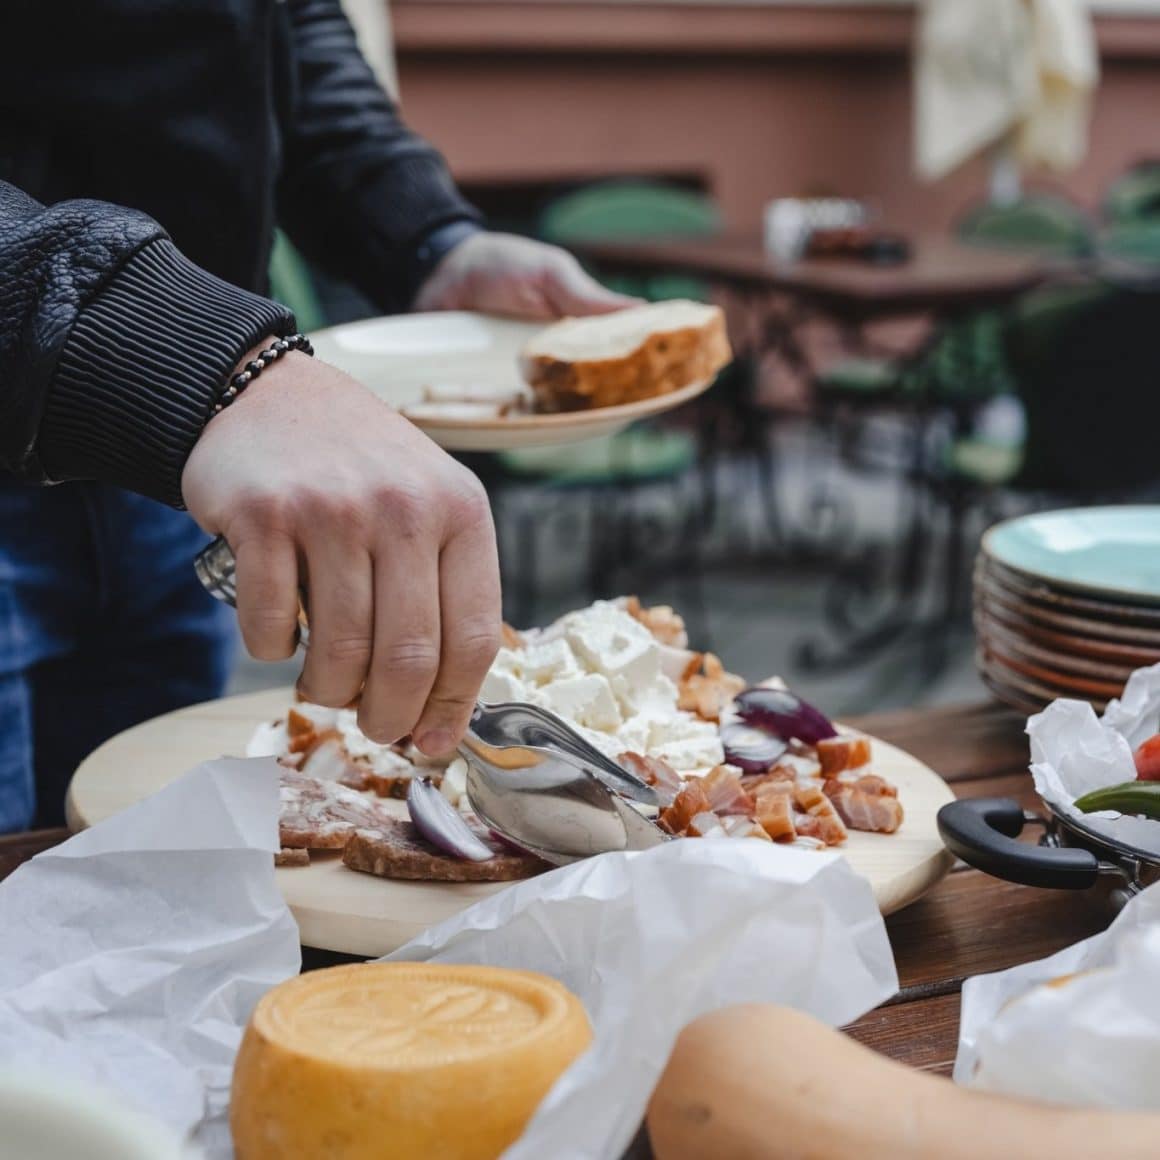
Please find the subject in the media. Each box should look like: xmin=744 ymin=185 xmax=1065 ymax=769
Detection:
xmin=520 ymin=638 xmax=581 ymax=685
xmin=563 ymin=603 xmax=661 ymax=691
xmin=539 ymin=673 xmax=622 ymax=732
xmin=440 ymin=757 xmax=468 ymax=808
xmin=480 ymin=668 xmax=528 ymax=704
xmin=647 ymin=712 xmax=724 ymax=771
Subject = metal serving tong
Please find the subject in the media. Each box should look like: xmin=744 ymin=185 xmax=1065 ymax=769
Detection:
xmin=194 ymin=535 xmax=666 ymax=864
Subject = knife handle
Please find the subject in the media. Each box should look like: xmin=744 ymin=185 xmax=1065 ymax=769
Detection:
xmin=194 ymin=535 xmax=311 ymax=648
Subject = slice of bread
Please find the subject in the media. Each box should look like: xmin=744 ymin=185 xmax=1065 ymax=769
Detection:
xmin=520 ymin=300 xmax=732 ymax=412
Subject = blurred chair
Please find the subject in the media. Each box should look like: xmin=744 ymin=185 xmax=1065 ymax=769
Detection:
xmin=539 ymin=179 xmax=721 ymax=303
xmin=268 ymin=230 xmax=328 ymax=333
xmin=1103 ymin=161 xmax=1160 ymax=227
xmin=476 ymin=180 xmax=726 ymax=638
xmin=818 ymin=193 xmax=1093 ymax=414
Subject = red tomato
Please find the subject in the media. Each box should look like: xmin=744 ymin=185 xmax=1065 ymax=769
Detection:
xmin=1133 ymin=734 xmax=1160 ymax=780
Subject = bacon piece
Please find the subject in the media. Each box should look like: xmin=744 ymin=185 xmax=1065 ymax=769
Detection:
xmin=793 ymin=783 xmax=849 ymax=846
xmin=624 ymin=596 xmax=689 ymax=648
xmin=693 ymin=766 xmax=755 ymax=816
xmin=816 ymin=735 xmax=872 ymax=775
xmin=741 ymin=766 xmax=795 ymax=795
xmin=678 ymin=653 xmax=746 ymax=722
xmin=687 ymin=811 xmax=727 ymax=838
xmin=823 ymin=775 xmax=904 ymax=834
xmin=299 ymin=736 xmax=370 ymax=791
xmin=754 ymin=781 xmax=796 ymax=842
xmin=659 ymin=780 xmax=713 ymax=835
xmin=721 ymin=815 xmax=773 ymax=841
xmin=620 ymin=751 xmax=683 ymax=807
xmin=275 ymin=847 xmax=310 ymax=868
xmin=361 ymin=769 xmax=416 ymax=799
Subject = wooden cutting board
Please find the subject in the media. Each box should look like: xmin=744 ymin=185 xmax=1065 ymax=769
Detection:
xmin=66 ymin=687 xmax=956 ymax=957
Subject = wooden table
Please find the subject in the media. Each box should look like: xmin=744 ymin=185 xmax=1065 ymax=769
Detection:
xmin=577 ymin=234 xmax=1049 ymax=324
xmin=0 ymin=701 xmax=1116 ymax=1078
xmin=582 ymin=234 xmax=1062 ymax=681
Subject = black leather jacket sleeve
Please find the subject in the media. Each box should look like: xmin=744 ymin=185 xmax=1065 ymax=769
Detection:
xmin=0 ymin=180 xmax=294 ymax=507
xmin=277 ymin=0 xmax=482 ymax=314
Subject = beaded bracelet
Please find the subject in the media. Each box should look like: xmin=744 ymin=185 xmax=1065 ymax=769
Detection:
xmin=211 ymin=332 xmax=315 ymax=415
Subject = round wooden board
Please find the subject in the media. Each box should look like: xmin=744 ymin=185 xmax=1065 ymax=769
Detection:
xmin=67 ymin=688 xmax=956 ymax=956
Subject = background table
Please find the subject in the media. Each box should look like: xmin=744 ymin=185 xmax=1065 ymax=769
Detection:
xmin=2 ymin=700 xmax=1116 ymax=1080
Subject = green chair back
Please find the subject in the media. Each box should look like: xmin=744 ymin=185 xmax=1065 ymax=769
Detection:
xmin=955 ymin=195 xmax=1094 ymax=258
xmin=539 ymin=180 xmax=721 ymax=302
xmin=1103 ymin=162 xmax=1160 ymax=227
xmin=268 ymin=229 xmax=328 ymax=333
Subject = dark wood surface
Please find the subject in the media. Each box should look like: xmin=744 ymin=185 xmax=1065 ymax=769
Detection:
xmin=576 ymin=234 xmax=1052 ymax=320
xmin=0 ymin=701 xmax=1115 ymax=1079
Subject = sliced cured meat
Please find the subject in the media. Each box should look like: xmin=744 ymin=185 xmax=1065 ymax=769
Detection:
xmin=754 ymin=782 xmax=796 ymax=842
xmin=299 ymin=736 xmax=368 ymax=790
xmin=343 ymin=822 xmax=546 ymax=882
xmin=678 ymin=653 xmax=746 ymax=722
xmin=793 ymin=783 xmax=849 ymax=846
xmin=741 ymin=767 xmax=795 ymax=795
xmin=275 ymin=847 xmax=310 ymax=868
xmin=687 ymin=811 xmax=727 ymax=838
xmin=658 ymin=780 xmax=713 ymax=835
xmin=816 ymin=735 xmax=872 ymax=776
xmin=279 ymin=771 xmax=402 ymax=849
xmin=624 ymin=596 xmax=689 ymax=648
xmin=694 ymin=766 xmax=755 ymax=816
xmin=823 ymin=775 xmax=904 ymax=834
xmin=721 ymin=815 xmax=773 ymax=841
xmin=620 ymin=751 xmax=683 ymax=806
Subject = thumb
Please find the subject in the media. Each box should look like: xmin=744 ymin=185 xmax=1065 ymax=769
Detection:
xmin=543 ymin=255 xmax=643 ymax=317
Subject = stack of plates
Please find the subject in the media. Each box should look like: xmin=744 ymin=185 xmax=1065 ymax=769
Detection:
xmin=974 ymin=506 xmax=1160 ymax=715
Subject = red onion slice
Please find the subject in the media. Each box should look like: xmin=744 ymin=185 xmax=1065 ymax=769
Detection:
xmin=719 ymin=721 xmax=788 ymax=773
xmin=407 ymin=777 xmax=494 ymax=862
xmin=734 ymin=687 xmax=837 ymax=745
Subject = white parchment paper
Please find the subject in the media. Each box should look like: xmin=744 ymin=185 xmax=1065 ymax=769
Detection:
xmin=0 ymin=758 xmax=300 ymax=1157
xmin=0 ymin=758 xmax=895 ymax=1159
xmin=1029 ymin=662 xmax=1160 ymax=856
xmin=956 ymin=880 xmax=1160 ymax=1109
xmin=388 ymin=839 xmax=897 ymax=1160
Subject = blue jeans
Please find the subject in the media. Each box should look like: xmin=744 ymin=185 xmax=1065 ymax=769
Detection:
xmin=0 ymin=481 xmax=237 ymax=832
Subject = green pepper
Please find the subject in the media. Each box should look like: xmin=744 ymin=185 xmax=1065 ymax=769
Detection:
xmin=1074 ymin=780 xmax=1160 ymax=819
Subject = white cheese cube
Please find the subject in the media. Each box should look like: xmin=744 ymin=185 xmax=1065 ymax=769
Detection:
xmin=480 ymin=668 xmax=528 ymax=704
xmin=539 ymin=673 xmax=622 ymax=732
xmin=562 ymin=604 xmax=661 ymax=691
xmin=520 ymin=638 xmax=581 ymax=685
xmin=440 ymin=757 xmax=468 ymax=807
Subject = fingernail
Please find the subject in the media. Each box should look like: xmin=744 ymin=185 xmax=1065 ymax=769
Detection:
xmin=416 ymin=729 xmax=454 ymax=757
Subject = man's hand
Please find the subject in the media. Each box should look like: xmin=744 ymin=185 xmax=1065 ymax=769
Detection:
xmin=182 ymin=352 xmax=501 ymax=757
xmin=413 ymin=231 xmax=639 ymax=320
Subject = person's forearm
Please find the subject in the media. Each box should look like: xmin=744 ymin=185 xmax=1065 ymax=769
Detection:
xmin=276 ymin=0 xmax=482 ymax=313
xmin=0 ymin=180 xmax=294 ymax=506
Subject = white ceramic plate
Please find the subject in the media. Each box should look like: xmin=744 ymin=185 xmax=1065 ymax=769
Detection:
xmin=309 ymin=312 xmax=714 ymax=452
xmin=982 ymin=506 xmax=1160 ymax=604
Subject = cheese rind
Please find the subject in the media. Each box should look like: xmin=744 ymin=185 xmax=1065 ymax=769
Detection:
xmin=231 ymin=963 xmax=591 ymax=1160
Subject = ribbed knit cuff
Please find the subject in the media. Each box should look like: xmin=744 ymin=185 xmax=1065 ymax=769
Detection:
xmin=353 ymin=152 xmax=484 ymax=312
xmin=40 ymin=239 xmax=296 ymax=508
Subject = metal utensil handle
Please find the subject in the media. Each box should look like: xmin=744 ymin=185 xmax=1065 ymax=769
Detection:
xmin=194 ymin=535 xmax=310 ymax=647
xmin=937 ymin=797 xmax=1100 ymax=891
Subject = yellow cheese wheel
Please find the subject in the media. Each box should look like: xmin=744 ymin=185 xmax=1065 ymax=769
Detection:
xmin=231 ymin=962 xmax=592 ymax=1160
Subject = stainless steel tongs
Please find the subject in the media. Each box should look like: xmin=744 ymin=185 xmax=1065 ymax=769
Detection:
xmin=195 ymin=535 xmax=666 ymax=864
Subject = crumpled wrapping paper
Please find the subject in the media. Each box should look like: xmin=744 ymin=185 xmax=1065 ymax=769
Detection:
xmin=956 ymin=880 xmax=1160 ymax=1109
xmin=0 ymin=758 xmax=895 ymax=1159
xmin=1029 ymin=662 xmax=1160 ymax=856
xmin=388 ymin=839 xmax=897 ymax=1160
xmin=0 ymin=758 xmax=300 ymax=1157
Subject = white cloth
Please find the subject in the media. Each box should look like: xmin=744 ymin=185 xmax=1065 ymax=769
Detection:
xmin=915 ymin=0 xmax=1098 ymax=181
